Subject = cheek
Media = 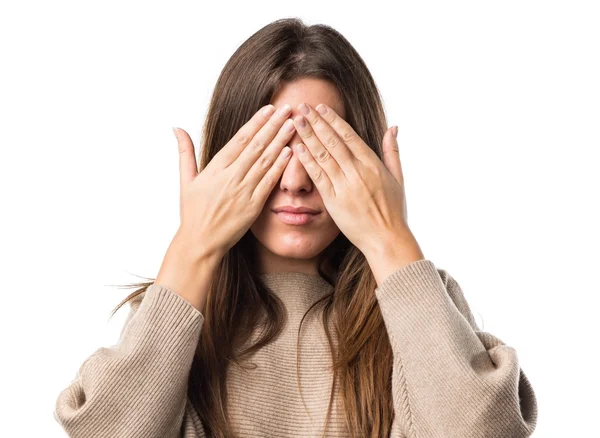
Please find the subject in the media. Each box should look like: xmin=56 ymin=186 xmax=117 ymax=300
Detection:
xmin=321 ymin=217 xmax=341 ymax=240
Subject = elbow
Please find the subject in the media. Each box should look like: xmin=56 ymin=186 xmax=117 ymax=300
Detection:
xmin=54 ymin=379 xmax=91 ymax=433
xmin=471 ymin=363 xmax=538 ymax=437
xmin=464 ymin=344 xmax=538 ymax=437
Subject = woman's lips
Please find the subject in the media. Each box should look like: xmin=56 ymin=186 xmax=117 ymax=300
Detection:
xmin=274 ymin=211 xmax=320 ymax=225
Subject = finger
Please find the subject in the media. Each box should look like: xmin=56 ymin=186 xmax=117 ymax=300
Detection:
xmin=382 ymin=125 xmax=404 ymax=184
xmin=295 ymin=143 xmax=335 ymax=201
xmin=294 ymin=103 xmax=358 ymax=184
xmin=311 ymin=103 xmax=375 ymax=162
xmin=252 ymin=146 xmax=293 ymax=204
xmin=174 ymin=127 xmax=198 ymax=188
xmin=213 ymin=104 xmax=277 ymax=169
xmin=235 ymin=103 xmax=293 ymax=176
xmin=243 ymin=117 xmax=296 ymax=188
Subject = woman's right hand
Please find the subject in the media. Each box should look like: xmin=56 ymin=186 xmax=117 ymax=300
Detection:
xmin=174 ymin=103 xmax=295 ymax=261
xmin=155 ymin=103 xmax=295 ymax=310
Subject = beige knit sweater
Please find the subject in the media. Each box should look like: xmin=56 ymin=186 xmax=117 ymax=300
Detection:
xmin=54 ymin=259 xmax=538 ymax=437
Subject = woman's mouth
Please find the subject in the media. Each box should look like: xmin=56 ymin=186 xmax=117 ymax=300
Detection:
xmin=273 ymin=211 xmax=320 ymax=225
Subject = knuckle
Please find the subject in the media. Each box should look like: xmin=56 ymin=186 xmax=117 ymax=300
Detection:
xmin=342 ymin=130 xmax=355 ymax=143
xmin=257 ymin=155 xmax=272 ymax=171
xmin=325 ymin=134 xmax=340 ymax=149
xmin=249 ymin=137 xmax=264 ymax=152
xmin=316 ymin=149 xmax=331 ymax=163
xmin=387 ymin=144 xmax=400 ymax=154
xmin=237 ymin=133 xmax=250 ymax=146
xmin=267 ymin=117 xmax=280 ymax=129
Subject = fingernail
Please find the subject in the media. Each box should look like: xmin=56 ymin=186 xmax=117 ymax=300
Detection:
xmin=278 ymin=104 xmax=292 ymax=115
xmin=262 ymin=104 xmax=275 ymax=116
xmin=392 ymin=126 xmax=398 ymax=138
xmin=172 ymin=127 xmax=180 ymax=140
xmin=316 ymin=104 xmax=327 ymax=115
xmin=299 ymin=103 xmax=310 ymax=115
xmin=284 ymin=119 xmax=295 ymax=131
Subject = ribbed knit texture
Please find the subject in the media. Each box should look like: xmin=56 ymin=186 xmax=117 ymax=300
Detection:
xmin=54 ymin=259 xmax=538 ymax=437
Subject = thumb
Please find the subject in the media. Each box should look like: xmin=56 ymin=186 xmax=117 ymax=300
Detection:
xmin=381 ymin=125 xmax=403 ymax=184
xmin=173 ymin=127 xmax=198 ymax=187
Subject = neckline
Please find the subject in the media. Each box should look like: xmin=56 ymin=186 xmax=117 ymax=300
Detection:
xmin=258 ymin=271 xmax=334 ymax=315
xmin=259 ymin=270 xmax=331 ymax=281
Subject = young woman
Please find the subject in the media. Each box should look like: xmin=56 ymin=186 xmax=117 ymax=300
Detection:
xmin=54 ymin=18 xmax=538 ymax=438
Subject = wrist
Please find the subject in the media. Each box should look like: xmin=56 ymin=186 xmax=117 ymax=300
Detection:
xmin=365 ymin=230 xmax=425 ymax=287
xmin=154 ymin=230 xmax=223 ymax=312
xmin=172 ymin=227 xmax=224 ymax=265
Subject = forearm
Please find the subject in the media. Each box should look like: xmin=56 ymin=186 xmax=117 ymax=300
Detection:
xmin=155 ymin=228 xmax=223 ymax=312
xmin=54 ymin=284 xmax=205 ymax=437
xmin=374 ymin=259 xmax=537 ymax=437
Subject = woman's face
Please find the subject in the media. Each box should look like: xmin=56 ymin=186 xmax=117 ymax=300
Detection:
xmin=250 ymin=78 xmax=345 ymax=275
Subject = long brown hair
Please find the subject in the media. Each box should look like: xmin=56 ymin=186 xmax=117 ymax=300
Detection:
xmin=111 ymin=18 xmax=394 ymax=438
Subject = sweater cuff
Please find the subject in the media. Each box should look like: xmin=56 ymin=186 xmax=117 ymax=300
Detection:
xmin=122 ymin=283 xmax=205 ymax=342
xmin=374 ymin=259 xmax=473 ymax=341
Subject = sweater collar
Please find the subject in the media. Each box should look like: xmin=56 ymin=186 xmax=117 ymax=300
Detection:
xmin=258 ymin=271 xmax=334 ymax=315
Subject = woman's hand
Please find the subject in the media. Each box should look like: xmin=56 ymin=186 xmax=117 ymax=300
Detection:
xmin=175 ymin=104 xmax=296 ymax=258
xmin=292 ymin=103 xmax=424 ymax=283
xmin=156 ymin=104 xmax=296 ymax=309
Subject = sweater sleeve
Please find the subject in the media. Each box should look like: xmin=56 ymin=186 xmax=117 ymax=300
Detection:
xmin=374 ymin=259 xmax=538 ymax=438
xmin=53 ymin=283 xmax=207 ymax=438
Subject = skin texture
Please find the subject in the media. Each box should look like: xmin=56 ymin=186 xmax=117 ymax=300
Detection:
xmin=288 ymin=101 xmax=425 ymax=286
xmin=250 ymin=78 xmax=346 ymax=275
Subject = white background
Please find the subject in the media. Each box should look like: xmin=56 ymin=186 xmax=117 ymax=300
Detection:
xmin=1 ymin=1 xmax=598 ymax=436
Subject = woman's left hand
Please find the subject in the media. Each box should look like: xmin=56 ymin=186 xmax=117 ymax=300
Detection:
xmin=292 ymin=103 xmax=424 ymax=277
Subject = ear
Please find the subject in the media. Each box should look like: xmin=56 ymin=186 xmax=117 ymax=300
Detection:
xmin=382 ymin=126 xmax=403 ymax=185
